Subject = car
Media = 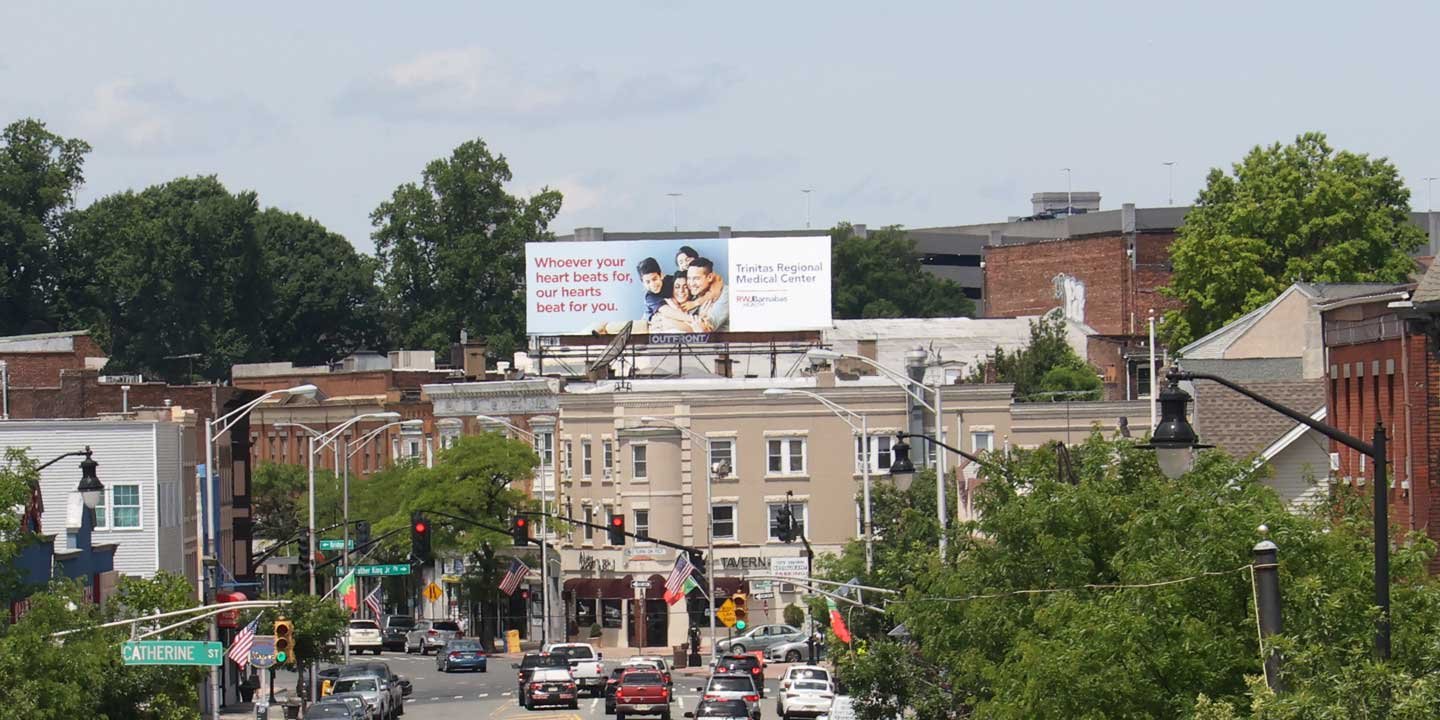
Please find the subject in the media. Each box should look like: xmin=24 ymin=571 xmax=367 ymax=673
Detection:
xmin=404 ymin=619 xmax=461 ymax=655
xmin=320 ymin=666 xmax=410 ymax=699
xmin=715 ymin=624 xmax=802 ymax=655
xmin=607 ymin=659 xmax=663 ymax=712
xmin=776 ymin=678 xmax=834 ymax=720
xmin=325 ymin=692 xmax=378 ymax=720
xmin=766 ymin=639 xmax=826 ymax=664
xmin=514 ymin=652 xmax=572 ymax=705
xmin=698 ymin=675 xmax=762 ymax=720
xmin=307 ymin=699 xmax=366 ymax=719
xmin=437 ymin=639 xmax=488 ymax=673
xmin=320 ymin=695 xmax=369 ymax=719
xmin=329 ymin=676 xmax=394 ymax=720
xmin=544 ymin=642 xmax=607 ymax=696
xmin=631 ymin=655 xmax=674 ymax=687
xmin=778 ymin=666 xmax=832 ymax=694
xmin=713 ymin=655 xmax=766 ymax=697
xmin=524 ymin=667 xmax=580 ymax=710
xmin=614 ymin=668 xmax=672 ymax=720
xmin=684 ymin=699 xmax=754 ymax=720
xmin=381 ymin=615 xmax=415 ymax=651
xmin=348 ymin=619 xmax=384 ymax=655
xmin=338 ymin=662 xmax=406 ymax=715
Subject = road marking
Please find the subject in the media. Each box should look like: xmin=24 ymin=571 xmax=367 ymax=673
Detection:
xmin=480 ymin=693 xmax=490 ymax=698
xmin=590 ymin=699 xmax=599 ymax=711
xmin=677 ymin=696 xmax=686 ymax=709
xmin=502 ymin=692 xmax=512 ymax=696
xmin=455 ymin=695 xmax=465 ymax=700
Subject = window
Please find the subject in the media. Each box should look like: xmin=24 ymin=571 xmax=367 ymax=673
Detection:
xmin=565 ymin=440 xmax=574 ymax=475
xmin=631 ymin=444 xmax=648 ymax=479
xmin=767 ymin=502 xmax=806 ymax=542
xmin=535 ymin=431 xmax=554 ymax=467
xmin=709 ymin=439 xmax=735 ymax=476
xmin=767 ymin=438 xmax=806 ymax=475
xmin=583 ymin=506 xmax=594 ymax=540
xmin=96 ymin=484 xmax=142 ymax=530
xmin=582 ymin=441 xmax=593 ymax=478
xmin=634 ymin=509 xmax=650 ymax=540
xmin=405 ymin=437 xmax=421 ymax=459
xmin=854 ymin=436 xmax=893 ymax=473
xmin=971 ymin=431 xmax=994 ymax=453
xmin=711 ymin=504 xmax=737 ymax=541
xmin=602 ymin=440 xmax=614 ymax=477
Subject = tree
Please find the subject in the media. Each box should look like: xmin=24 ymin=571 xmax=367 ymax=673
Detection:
xmin=371 ymin=139 xmax=562 ymax=359
xmin=0 ymin=118 xmax=90 ymax=335
xmin=826 ymin=436 xmax=1440 ymax=719
xmin=968 ymin=312 xmax=1101 ymax=401
xmin=274 ymin=592 xmax=349 ymax=697
xmin=1162 ymin=132 xmax=1424 ymax=348
xmin=0 ymin=448 xmax=40 ymax=608
xmin=59 ymin=176 xmax=272 ymax=381
xmin=831 ymin=223 xmax=976 ymax=319
xmin=254 ymin=208 xmax=386 ymax=365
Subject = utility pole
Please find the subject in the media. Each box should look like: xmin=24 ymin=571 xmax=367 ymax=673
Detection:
xmin=1061 ymin=167 xmax=1073 ymax=215
xmin=1163 ymin=161 xmax=1176 ymax=205
xmin=667 ymin=193 xmax=683 ymax=231
xmin=801 ymin=188 xmax=813 ymax=229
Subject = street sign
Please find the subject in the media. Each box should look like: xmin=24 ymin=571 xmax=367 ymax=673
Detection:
xmin=717 ymin=599 xmax=737 ymax=628
xmin=122 ymin=640 xmax=224 ymax=666
xmin=318 ymin=539 xmax=354 ymax=551
xmin=771 ymin=557 xmax=808 ymax=579
xmin=753 ymin=592 xmax=774 ymax=600
xmin=749 ymin=579 xmax=773 ymax=594
xmin=423 ymin=582 xmax=443 ymax=602
xmin=249 ymin=635 xmax=276 ymax=669
xmin=630 ymin=579 xmax=651 ymax=589
xmin=355 ymin=564 xmax=411 ymax=576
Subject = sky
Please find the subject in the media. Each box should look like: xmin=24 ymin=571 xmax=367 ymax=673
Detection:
xmin=5 ymin=1 xmax=1440 ymax=254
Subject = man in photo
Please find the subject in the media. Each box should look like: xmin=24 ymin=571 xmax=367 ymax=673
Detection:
xmin=636 ymin=257 xmax=674 ymax=321
xmin=685 ymin=257 xmax=729 ymax=332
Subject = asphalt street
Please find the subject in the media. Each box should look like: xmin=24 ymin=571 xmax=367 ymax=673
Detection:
xmin=269 ymin=649 xmax=798 ymax=720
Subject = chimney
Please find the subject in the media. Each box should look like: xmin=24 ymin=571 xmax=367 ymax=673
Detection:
xmin=463 ymin=341 xmax=489 ymax=379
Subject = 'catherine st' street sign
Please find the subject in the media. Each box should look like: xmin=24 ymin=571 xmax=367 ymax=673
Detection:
xmin=122 ymin=640 xmax=224 ymax=666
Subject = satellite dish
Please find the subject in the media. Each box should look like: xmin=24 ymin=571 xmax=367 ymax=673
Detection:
xmin=587 ymin=321 xmax=633 ymax=380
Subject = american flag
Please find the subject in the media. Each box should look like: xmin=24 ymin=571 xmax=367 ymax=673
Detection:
xmin=364 ymin=584 xmax=383 ymax=619
xmin=499 ymin=558 xmax=530 ymax=596
xmin=664 ymin=552 xmax=694 ymax=597
xmin=226 ymin=618 xmax=259 ymax=669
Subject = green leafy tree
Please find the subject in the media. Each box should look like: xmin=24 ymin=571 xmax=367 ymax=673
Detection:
xmin=254 ymin=208 xmax=386 ymax=365
xmin=783 ymin=604 xmax=806 ymax=628
xmin=0 ymin=118 xmax=90 ymax=335
xmin=1162 ymin=132 xmax=1424 ymax=348
xmin=831 ymin=223 xmax=976 ymax=319
xmin=826 ymin=436 xmax=1440 ymax=719
xmin=59 ymin=176 xmax=272 ymax=381
xmin=968 ymin=312 xmax=1101 ymax=401
xmin=371 ymin=139 xmax=562 ymax=358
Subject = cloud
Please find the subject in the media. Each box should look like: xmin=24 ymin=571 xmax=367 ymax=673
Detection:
xmin=336 ymin=47 xmax=734 ymax=125
xmin=660 ymin=153 xmax=795 ymax=187
xmin=75 ymin=79 xmax=281 ymax=153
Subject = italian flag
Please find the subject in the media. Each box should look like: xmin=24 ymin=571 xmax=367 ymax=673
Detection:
xmin=826 ymin=597 xmax=852 ymax=645
xmin=335 ymin=570 xmax=359 ymax=612
xmin=664 ymin=576 xmax=699 ymax=606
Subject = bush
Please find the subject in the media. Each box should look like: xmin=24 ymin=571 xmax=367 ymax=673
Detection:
xmin=589 ymin=622 xmax=602 ymax=638
xmin=783 ymin=604 xmax=805 ymax=628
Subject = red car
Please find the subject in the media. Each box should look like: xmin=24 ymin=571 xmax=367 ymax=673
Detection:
xmin=614 ymin=669 xmax=671 ymax=720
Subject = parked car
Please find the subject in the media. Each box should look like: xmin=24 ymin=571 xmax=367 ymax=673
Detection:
xmin=715 ymin=624 xmax=802 ymax=655
xmin=684 ymin=699 xmax=754 ymax=720
xmin=544 ymin=642 xmax=607 ymax=696
xmin=307 ymin=699 xmax=366 ymax=719
xmin=698 ymin=675 xmax=762 ymax=720
xmin=614 ymin=668 xmax=671 ymax=720
xmin=766 ymin=639 xmax=827 ymax=664
xmin=514 ymin=652 xmax=572 ymax=705
xmin=325 ymin=692 xmax=377 ymax=720
xmin=319 ymin=695 xmax=369 ymax=719
xmin=404 ymin=619 xmax=460 ymax=655
xmin=321 ymin=666 xmax=409 ymax=699
xmin=713 ymin=655 xmax=766 ymax=697
xmin=329 ymin=676 xmax=394 ymax=720
xmin=338 ymin=662 xmax=406 ymax=715
xmin=776 ymin=678 xmax=834 ymax=720
xmin=524 ymin=667 xmax=580 ymax=710
xmin=437 ymin=639 xmax=488 ymax=673
xmin=347 ymin=619 xmax=384 ymax=655
xmin=381 ymin=615 xmax=415 ymax=651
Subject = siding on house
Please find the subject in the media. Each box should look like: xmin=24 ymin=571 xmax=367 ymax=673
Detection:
xmin=155 ymin=422 xmax=185 ymax=575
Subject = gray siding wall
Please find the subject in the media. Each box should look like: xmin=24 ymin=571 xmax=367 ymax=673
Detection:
xmin=155 ymin=423 xmax=185 ymax=575
xmin=1262 ymin=431 xmax=1331 ymax=509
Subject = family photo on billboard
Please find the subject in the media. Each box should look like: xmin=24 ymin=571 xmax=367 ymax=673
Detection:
xmin=636 ymin=245 xmax=728 ymax=333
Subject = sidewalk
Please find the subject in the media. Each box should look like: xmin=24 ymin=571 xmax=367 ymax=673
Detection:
xmin=218 ymin=690 xmax=289 ymax=719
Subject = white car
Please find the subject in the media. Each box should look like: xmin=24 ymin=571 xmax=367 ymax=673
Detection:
xmin=544 ymin=642 xmax=607 ymax=696
xmin=347 ymin=619 xmax=384 ymax=655
xmin=779 ymin=666 xmax=832 ymax=694
xmin=776 ymin=678 xmax=834 ymax=720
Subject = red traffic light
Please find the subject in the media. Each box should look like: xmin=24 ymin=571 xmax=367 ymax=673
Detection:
xmin=414 ymin=521 xmax=428 ymax=534
xmin=611 ymin=516 xmax=623 ymax=527
xmin=516 ymin=517 xmax=527 ymax=528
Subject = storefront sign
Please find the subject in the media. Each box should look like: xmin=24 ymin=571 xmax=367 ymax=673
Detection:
xmin=578 ymin=554 xmax=617 ymax=573
xmin=717 ymin=556 xmax=771 ymax=571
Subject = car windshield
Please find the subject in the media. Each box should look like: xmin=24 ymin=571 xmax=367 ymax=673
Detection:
xmin=533 ymin=669 xmax=573 ymax=681
xmin=387 ymin=617 xmax=414 ymax=628
xmin=552 ymin=645 xmax=595 ymax=660
xmin=622 ymin=672 xmax=663 ymax=685
xmin=709 ymin=677 xmax=755 ymax=692
xmin=522 ymin=653 xmax=569 ymax=668
xmin=790 ymin=668 xmax=830 ymax=680
xmin=447 ymin=641 xmax=482 ymax=651
xmin=432 ymin=621 xmax=460 ymax=631
xmin=793 ymin=680 xmax=831 ymax=692
xmin=333 ymin=678 xmax=377 ymax=693
xmin=720 ymin=657 xmax=759 ymax=670
xmin=697 ymin=700 xmax=751 ymax=717
xmin=349 ymin=620 xmax=379 ymax=630
xmin=307 ymin=705 xmax=355 ymax=718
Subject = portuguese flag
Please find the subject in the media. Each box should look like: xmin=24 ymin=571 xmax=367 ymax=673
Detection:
xmin=826 ymin=597 xmax=852 ymax=645
xmin=335 ymin=570 xmax=359 ymax=612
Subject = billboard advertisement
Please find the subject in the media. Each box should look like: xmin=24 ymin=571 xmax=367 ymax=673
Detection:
xmin=525 ymin=235 xmax=830 ymax=335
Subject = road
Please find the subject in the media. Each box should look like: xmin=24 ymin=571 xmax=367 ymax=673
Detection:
xmin=265 ymin=649 xmax=805 ymax=720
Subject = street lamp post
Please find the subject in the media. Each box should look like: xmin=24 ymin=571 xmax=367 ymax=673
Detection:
xmin=762 ymin=388 xmax=874 ymax=573
xmin=477 ymin=414 xmax=554 ymax=647
xmin=1143 ymin=368 xmax=1392 ymax=660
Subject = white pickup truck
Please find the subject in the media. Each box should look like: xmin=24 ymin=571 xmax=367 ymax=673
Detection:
xmin=544 ymin=642 xmax=607 ymax=696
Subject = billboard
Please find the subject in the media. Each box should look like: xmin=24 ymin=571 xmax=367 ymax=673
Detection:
xmin=526 ymin=235 xmax=831 ymax=335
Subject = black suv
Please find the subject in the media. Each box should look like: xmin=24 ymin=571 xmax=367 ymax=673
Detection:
xmin=713 ymin=655 xmax=764 ymax=697
xmin=514 ymin=652 xmax=571 ymax=705
xmin=381 ymin=615 xmax=414 ymax=651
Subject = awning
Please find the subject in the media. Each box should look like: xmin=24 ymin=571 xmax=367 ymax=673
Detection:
xmin=564 ymin=575 xmax=751 ymax=599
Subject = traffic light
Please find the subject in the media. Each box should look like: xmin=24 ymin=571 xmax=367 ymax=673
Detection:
xmin=520 ymin=589 xmax=531 ymax=602
xmin=731 ymin=591 xmax=749 ymax=631
xmin=273 ymin=617 xmax=294 ymax=665
xmin=295 ymin=529 xmax=312 ymax=575
xmin=608 ymin=514 xmax=626 ymax=545
xmin=776 ymin=505 xmax=795 ymax=543
xmin=511 ymin=515 xmax=530 ymax=546
xmin=411 ymin=512 xmax=431 ymax=562
xmin=354 ymin=520 xmax=371 ymax=548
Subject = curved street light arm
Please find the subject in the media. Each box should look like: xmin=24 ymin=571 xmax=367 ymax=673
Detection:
xmin=347 ymin=420 xmax=416 ymax=459
xmin=213 ymin=387 xmax=309 ymax=437
xmin=1170 ymin=369 xmax=1375 ymax=456
xmin=476 ymin=415 xmax=537 ymax=441
xmin=780 ymin=389 xmax=864 ymax=428
xmin=898 ymin=431 xmax=1007 ymax=477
